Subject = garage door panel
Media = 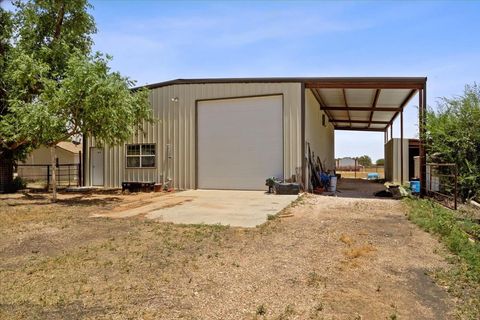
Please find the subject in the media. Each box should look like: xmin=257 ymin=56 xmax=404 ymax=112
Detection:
xmin=197 ymin=95 xmax=283 ymax=190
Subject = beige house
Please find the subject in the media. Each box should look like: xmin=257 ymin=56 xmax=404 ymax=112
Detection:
xmin=21 ymin=142 xmax=81 ymax=166
xmin=335 ymin=157 xmax=361 ymax=170
xmin=18 ymin=142 xmax=81 ymax=185
xmin=84 ymin=77 xmax=427 ymax=191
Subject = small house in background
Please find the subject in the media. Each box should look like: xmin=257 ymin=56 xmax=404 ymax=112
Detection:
xmin=384 ymin=138 xmax=420 ymax=184
xmin=17 ymin=142 xmax=82 ymax=187
xmin=335 ymin=157 xmax=362 ymax=171
xmin=21 ymin=142 xmax=82 ymax=166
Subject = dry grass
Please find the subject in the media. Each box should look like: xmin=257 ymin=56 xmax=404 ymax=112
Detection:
xmin=0 ymin=189 xmax=456 ymax=319
xmin=339 ymin=234 xmax=355 ymax=246
xmin=343 ymin=245 xmax=377 ymax=259
xmin=337 ymin=166 xmax=385 ymax=179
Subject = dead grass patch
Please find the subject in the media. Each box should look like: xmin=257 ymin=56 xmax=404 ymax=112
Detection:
xmin=339 ymin=234 xmax=355 ymax=246
xmin=0 ymin=190 xmax=455 ymax=319
xmin=343 ymin=244 xmax=377 ymax=259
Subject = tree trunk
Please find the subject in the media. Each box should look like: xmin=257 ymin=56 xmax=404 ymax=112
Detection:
xmin=0 ymin=150 xmax=14 ymax=193
xmin=50 ymin=146 xmax=57 ymax=202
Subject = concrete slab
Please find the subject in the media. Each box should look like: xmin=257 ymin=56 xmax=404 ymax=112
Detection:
xmin=146 ymin=190 xmax=298 ymax=227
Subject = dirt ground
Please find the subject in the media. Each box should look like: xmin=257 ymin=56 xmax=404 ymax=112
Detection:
xmin=0 ymin=183 xmax=455 ymax=319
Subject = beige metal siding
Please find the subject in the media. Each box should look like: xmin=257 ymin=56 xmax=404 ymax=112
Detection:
xmin=305 ymin=89 xmax=335 ymax=171
xmin=85 ymin=82 xmax=302 ymax=189
xmin=384 ymin=138 xmax=409 ymax=184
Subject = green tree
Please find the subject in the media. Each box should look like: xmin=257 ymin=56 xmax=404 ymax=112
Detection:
xmin=376 ymin=158 xmax=385 ymax=166
xmin=426 ymin=83 xmax=480 ymax=200
xmin=357 ymin=155 xmax=372 ymax=167
xmin=0 ymin=4 xmax=17 ymax=192
xmin=0 ymin=0 xmax=151 ymax=199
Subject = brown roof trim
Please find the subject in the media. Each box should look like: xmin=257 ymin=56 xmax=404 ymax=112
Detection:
xmin=135 ymin=77 xmax=427 ymax=90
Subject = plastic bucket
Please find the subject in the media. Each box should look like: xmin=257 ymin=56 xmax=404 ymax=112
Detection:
xmin=329 ymin=176 xmax=337 ymax=192
xmin=410 ymin=180 xmax=420 ymax=194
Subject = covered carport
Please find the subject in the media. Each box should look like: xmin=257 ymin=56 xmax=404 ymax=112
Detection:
xmin=302 ymin=77 xmax=427 ymax=194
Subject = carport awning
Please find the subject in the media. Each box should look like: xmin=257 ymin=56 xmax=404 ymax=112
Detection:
xmin=306 ymin=78 xmax=426 ymax=131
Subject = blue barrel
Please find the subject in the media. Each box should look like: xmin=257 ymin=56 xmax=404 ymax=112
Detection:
xmin=367 ymin=173 xmax=379 ymax=180
xmin=410 ymin=180 xmax=420 ymax=193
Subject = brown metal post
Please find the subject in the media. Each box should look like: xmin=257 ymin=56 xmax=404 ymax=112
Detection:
xmin=429 ymin=164 xmax=432 ymax=193
xmin=78 ymin=151 xmax=82 ymax=187
xmin=454 ymin=164 xmax=458 ymax=210
xmin=422 ymin=85 xmax=427 ymax=196
xmin=400 ymin=111 xmax=404 ymax=184
xmin=419 ymin=88 xmax=426 ymax=196
xmin=47 ymin=165 xmax=50 ymax=190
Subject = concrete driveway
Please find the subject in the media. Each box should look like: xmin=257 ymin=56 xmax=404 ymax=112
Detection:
xmin=145 ymin=190 xmax=298 ymax=227
xmin=94 ymin=190 xmax=298 ymax=227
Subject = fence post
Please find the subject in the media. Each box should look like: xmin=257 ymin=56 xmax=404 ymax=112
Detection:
xmin=429 ymin=164 xmax=432 ymax=194
xmin=78 ymin=151 xmax=82 ymax=187
xmin=47 ymin=165 xmax=50 ymax=190
xmin=454 ymin=165 xmax=458 ymax=210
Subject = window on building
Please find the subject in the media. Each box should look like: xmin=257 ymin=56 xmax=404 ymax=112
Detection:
xmin=322 ymin=114 xmax=326 ymax=127
xmin=126 ymin=144 xmax=156 ymax=168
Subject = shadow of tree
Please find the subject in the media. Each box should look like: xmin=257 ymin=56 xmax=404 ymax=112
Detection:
xmin=2 ymin=193 xmax=123 ymax=207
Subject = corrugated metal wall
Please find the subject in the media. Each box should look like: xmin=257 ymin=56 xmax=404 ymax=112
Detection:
xmin=85 ymin=82 xmax=302 ymax=189
xmin=305 ymin=89 xmax=335 ymax=170
xmin=384 ymin=138 xmax=409 ymax=184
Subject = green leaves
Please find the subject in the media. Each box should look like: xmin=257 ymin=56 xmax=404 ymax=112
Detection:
xmin=0 ymin=0 xmax=151 ymax=151
xmin=426 ymin=84 xmax=480 ymax=200
xmin=357 ymin=155 xmax=372 ymax=167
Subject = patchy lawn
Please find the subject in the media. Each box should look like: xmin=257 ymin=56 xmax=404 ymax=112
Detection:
xmin=0 ymin=191 xmax=459 ymax=319
xmin=405 ymin=198 xmax=480 ymax=319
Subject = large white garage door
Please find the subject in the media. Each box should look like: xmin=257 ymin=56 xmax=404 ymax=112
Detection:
xmin=197 ymin=95 xmax=283 ymax=190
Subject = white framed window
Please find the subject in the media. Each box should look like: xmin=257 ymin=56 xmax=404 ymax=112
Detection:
xmin=126 ymin=144 xmax=156 ymax=168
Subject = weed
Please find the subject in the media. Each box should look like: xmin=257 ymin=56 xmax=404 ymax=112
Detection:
xmin=405 ymin=198 xmax=480 ymax=319
xmin=267 ymin=214 xmax=277 ymax=221
xmin=309 ymin=302 xmax=324 ymax=318
xmin=256 ymin=304 xmax=267 ymax=316
xmin=339 ymin=234 xmax=354 ymax=246
xmin=343 ymin=245 xmax=376 ymax=259
xmin=277 ymin=304 xmax=295 ymax=319
xmin=307 ymin=271 xmax=324 ymax=288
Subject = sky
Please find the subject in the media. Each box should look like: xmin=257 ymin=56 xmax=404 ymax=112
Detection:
xmin=4 ymin=0 xmax=480 ymax=161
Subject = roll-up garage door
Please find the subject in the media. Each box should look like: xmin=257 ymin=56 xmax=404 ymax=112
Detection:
xmin=197 ymin=95 xmax=283 ymax=190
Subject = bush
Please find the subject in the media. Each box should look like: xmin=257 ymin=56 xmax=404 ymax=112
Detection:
xmin=11 ymin=176 xmax=27 ymax=191
xmin=426 ymin=83 xmax=480 ymax=201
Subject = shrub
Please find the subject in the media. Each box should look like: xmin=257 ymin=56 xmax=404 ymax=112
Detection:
xmin=10 ymin=176 xmax=27 ymax=192
xmin=426 ymin=83 xmax=480 ymax=201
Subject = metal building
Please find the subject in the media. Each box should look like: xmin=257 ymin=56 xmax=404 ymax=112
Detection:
xmin=83 ymin=77 xmax=427 ymax=193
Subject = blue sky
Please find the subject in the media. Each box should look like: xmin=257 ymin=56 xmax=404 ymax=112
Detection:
xmin=5 ymin=0 xmax=480 ymax=160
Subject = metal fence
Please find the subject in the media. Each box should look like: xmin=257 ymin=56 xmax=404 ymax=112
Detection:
xmin=16 ymin=163 xmax=81 ymax=189
xmin=426 ymin=163 xmax=458 ymax=210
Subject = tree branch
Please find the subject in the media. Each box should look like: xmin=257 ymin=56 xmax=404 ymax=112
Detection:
xmin=53 ymin=1 xmax=66 ymax=41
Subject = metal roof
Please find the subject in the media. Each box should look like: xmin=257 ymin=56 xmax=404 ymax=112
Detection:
xmin=137 ymin=77 xmax=426 ymax=131
xmin=140 ymin=77 xmax=426 ymax=90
